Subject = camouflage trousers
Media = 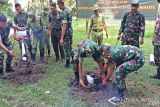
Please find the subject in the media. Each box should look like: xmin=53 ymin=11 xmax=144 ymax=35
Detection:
xmin=154 ymin=45 xmax=160 ymax=68
xmin=115 ymin=53 xmax=145 ymax=90
xmin=121 ymin=40 xmax=139 ymax=48
xmin=0 ymin=42 xmax=13 ymax=71
xmin=63 ymin=29 xmax=72 ymax=60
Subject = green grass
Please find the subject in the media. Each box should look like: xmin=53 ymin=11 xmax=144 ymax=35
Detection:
xmin=0 ymin=19 xmax=159 ymax=107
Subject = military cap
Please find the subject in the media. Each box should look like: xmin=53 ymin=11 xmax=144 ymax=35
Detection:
xmin=0 ymin=14 xmax=7 ymax=22
xmin=50 ymin=2 xmax=56 ymax=7
xmin=131 ymin=0 xmax=139 ymax=7
xmin=93 ymin=4 xmax=99 ymax=11
xmin=57 ymin=0 xmax=65 ymax=3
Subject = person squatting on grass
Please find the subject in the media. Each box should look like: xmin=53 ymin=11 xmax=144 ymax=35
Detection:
xmin=101 ymin=45 xmax=145 ymax=105
xmin=0 ymin=14 xmax=23 ymax=78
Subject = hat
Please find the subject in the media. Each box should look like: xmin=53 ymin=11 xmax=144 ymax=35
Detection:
xmin=50 ymin=2 xmax=56 ymax=7
xmin=131 ymin=0 xmax=139 ymax=7
xmin=93 ymin=4 xmax=99 ymax=10
xmin=0 ymin=14 xmax=7 ymax=22
xmin=57 ymin=0 xmax=64 ymax=3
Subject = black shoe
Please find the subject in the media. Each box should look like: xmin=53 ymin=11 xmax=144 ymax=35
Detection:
xmin=150 ymin=73 xmax=160 ymax=79
xmin=71 ymin=78 xmax=79 ymax=86
xmin=0 ymin=74 xmax=6 ymax=79
xmin=64 ymin=59 xmax=70 ymax=68
xmin=6 ymin=67 xmax=15 ymax=73
xmin=56 ymin=58 xmax=60 ymax=62
xmin=64 ymin=64 xmax=70 ymax=68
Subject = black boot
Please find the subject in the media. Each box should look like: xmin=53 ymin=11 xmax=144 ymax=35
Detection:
xmin=150 ymin=68 xmax=160 ymax=79
xmin=40 ymin=52 xmax=45 ymax=63
xmin=31 ymin=54 xmax=36 ymax=65
xmin=71 ymin=72 xmax=79 ymax=86
xmin=0 ymin=68 xmax=5 ymax=79
xmin=6 ymin=64 xmax=15 ymax=73
xmin=64 ymin=59 xmax=70 ymax=68
xmin=48 ymin=49 xmax=51 ymax=57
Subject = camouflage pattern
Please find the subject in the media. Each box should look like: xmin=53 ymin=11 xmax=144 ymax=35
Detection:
xmin=14 ymin=11 xmax=28 ymax=27
xmin=41 ymin=12 xmax=51 ymax=55
xmin=62 ymin=7 xmax=73 ymax=60
xmin=107 ymin=45 xmax=145 ymax=90
xmin=153 ymin=4 xmax=160 ymax=68
xmin=14 ymin=10 xmax=32 ymax=55
xmin=26 ymin=18 xmax=45 ymax=55
xmin=90 ymin=14 xmax=104 ymax=45
xmin=73 ymin=40 xmax=102 ymax=63
xmin=0 ymin=22 xmax=14 ymax=70
xmin=119 ymin=11 xmax=145 ymax=47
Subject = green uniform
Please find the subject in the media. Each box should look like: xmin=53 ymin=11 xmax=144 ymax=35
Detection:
xmin=40 ymin=13 xmax=51 ymax=56
xmin=119 ymin=11 xmax=145 ymax=47
xmin=107 ymin=45 xmax=145 ymax=90
xmin=90 ymin=14 xmax=104 ymax=45
xmin=26 ymin=17 xmax=45 ymax=60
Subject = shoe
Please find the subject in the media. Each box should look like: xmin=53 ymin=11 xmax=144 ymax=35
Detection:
xmin=64 ymin=59 xmax=70 ymax=68
xmin=40 ymin=58 xmax=45 ymax=64
xmin=32 ymin=60 xmax=36 ymax=65
xmin=56 ymin=58 xmax=60 ymax=62
xmin=6 ymin=66 xmax=15 ymax=73
xmin=150 ymin=73 xmax=160 ymax=79
xmin=0 ymin=74 xmax=6 ymax=79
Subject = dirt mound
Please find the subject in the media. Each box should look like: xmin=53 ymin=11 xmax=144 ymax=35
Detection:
xmin=70 ymin=71 xmax=117 ymax=107
xmin=5 ymin=60 xmax=47 ymax=85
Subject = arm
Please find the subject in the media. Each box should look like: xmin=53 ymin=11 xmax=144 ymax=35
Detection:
xmin=102 ymin=16 xmax=108 ymax=38
xmin=48 ymin=22 xmax=52 ymax=37
xmin=97 ymin=59 xmax=104 ymax=78
xmin=118 ymin=13 xmax=128 ymax=35
xmin=88 ymin=17 xmax=93 ymax=39
xmin=139 ymin=15 xmax=145 ymax=45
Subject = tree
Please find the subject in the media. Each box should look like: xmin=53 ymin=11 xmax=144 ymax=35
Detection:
xmin=0 ymin=0 xmax=13 ymax=18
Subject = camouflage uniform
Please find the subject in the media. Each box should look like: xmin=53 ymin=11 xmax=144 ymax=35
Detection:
xmin=0 ymin=22 xmax=14 ymax=72
xmin=49 ymin=11 xmax=65 ymax=61
xmin=151 ymin=4 xmax=160 ymax=78
xmin=26 ymin=17 xmax=45 ymax=63
xmin=119 ymin=11 xmax=145 ymax=47
xmin=90 ymin=14 xmax=104 ymax=45
xmin=107 ymin=45 xmax=145 ymax=90
xmin=14 ymin=10 xmax=32 ymax=55
xmin=40 ymin=12 xmax=51 ymax=56
xmin=62 ymin=6 xmax=73 ymax=64
xmin=73 ymin=40 xmax=102 ymax=85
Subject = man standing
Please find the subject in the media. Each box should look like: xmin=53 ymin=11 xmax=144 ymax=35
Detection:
xmin=14 ymin=3 xmax=32 ymax=57
xmin=117 ymin=0 xmax=145 ymax=48
xmin=88 ymin=4 xmax=108 ymax=46
xmin=26 ymin=11 xmax=45 ymax=65
xmin=58 ymin=0 xmax=73 ymax=68
xmin=150 ymin=0 xmax=160 ymax=79
xmin=41 ymin=7 xmax=51 ymax=57
xmin=101 ymin=45 xmax=145 ymax=105
xmin=72 ymin=40 xmax=104 ymax=89
xmin=0 ymin=14 xmax=21 ymax=78
xmin=48 ymin=2 xmax=65 ymax=62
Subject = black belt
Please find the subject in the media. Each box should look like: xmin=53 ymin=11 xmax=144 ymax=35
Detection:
xmin=43 ymin=26 xmax=49 ymax=29
xmin=93 ymin=29 xmax=103 ymax=32
xmin=52 ymin=28 xmax=61 ymax=32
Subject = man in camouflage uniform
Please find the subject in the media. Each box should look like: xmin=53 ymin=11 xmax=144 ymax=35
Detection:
xmin=101 ymin=45 xmax=145 ymax=104
xmin=72 ymin=40 xmax=104 ymax=89
xmin=14 ymin=3 xmax=32 ymax=56
xmin=0 ymin=14 xmax=21 ymax=78
xmin=41 ymin=7 xmax=51 ymax=57
xmin=88 ymin=4 xmax=108 ymax=46
xmin=58 ymin=0 xmax=73 ymax=68
xmin=150 ymin=0 xmax=160 ymax=79
xmin=48 ymin=2 xmax=65 ymax=62
xmin=117 ymin=0 xmax=145 ymax=48
xmin=26 ymin=11 xmax=45 ymax=65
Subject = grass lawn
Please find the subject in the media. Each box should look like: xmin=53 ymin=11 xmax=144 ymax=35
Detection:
xmin=0 ymin=19 xmax=160 ymax=107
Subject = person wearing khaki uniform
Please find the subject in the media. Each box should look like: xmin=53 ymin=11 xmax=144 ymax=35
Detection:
xmin=88 ymin=4 xmax=108 ymax=46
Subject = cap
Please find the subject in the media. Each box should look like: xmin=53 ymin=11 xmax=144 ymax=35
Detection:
xmin=93 ymin=4 xmax=98 ymax=11
xmin=0 ymin=14 xmax=7 ymax=22
xmin=57 ymin=0 xmax=64 ymax=3
xmin=50 ymin=2 xmax=56 ymax=7
xmin=131 ymin=0 xmax=139 ymax=7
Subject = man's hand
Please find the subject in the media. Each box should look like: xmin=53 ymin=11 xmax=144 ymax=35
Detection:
xmin=60 ymin=38 xmax=64 ymax=46
xmin=8 ymin=50 xmax=16 ymax=57
xmin=140 ymin=37 xmax=144 ymax=45
xmin=117 ymin=34 xmax=121 ymax=40
xmin=152 ymin=36 xmax=155 ymax=46
xmin=13 ymin=35 xmax=19 ymax=41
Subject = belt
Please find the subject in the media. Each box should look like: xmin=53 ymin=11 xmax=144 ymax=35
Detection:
xmin=93 ymin=29 xmax=103 ymax=32
xmin=43 ymin=26 xmax=49 ymax=29
xmin=52 ymin=28 xmax=61 ymax=32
